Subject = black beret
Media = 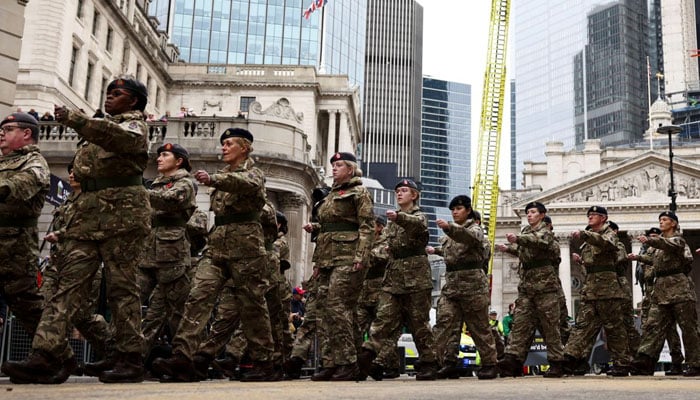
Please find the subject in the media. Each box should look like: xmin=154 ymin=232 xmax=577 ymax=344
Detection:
xmin=157 ymin=143 xmax=191 ymax=171
xmin=395 ymin=179 xmax=419 ymax=191
xmin=275 ymin=211 xmax=287 ymax=225
xmin=329 ymin=152 xmax=356 ymax=163
xmin=1 ymin=112 xmax=38 ymax=127
xmin=543 ymin=216 xmax=552 ymax=224
xmin=659 ymin=211 xmax=678 ymax=222
xmin=312 ymin=186 xmax=331 ymax=203
xmin=525 ymin=201 xmax=547 ymax=213
xmin=608 ymin=221 xmax=619 ymax=231
xmin=375 ymin=215 xmax=387 ymax=226
xmin=646 ymin=227 xmax=661 ymax=235
xmin=220 ymin=127 xmax=254 ymax=144
xmin=448 ymin=195 xmax=471 ymax=210
xmin=587 ymin=205 xmax=607 ymax=216
xmin=107 ymin=77 xmax=148 ymax=100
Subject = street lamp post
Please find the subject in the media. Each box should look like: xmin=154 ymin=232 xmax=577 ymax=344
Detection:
xmin=656 ymin=125 xmax=682 ymax=212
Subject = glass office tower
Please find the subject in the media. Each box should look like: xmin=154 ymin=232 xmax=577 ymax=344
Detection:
xmin=421 ymin=77 xmax=471 ymax=245
xmin=149 ymin=0 xmax=366 ymax=88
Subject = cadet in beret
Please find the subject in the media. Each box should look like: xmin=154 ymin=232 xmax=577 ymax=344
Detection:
xmin=629 ymin=212 xmax=700 ymax=376
xmin=360 ymin=179 xmax=438 ymax=381
xmin=630 ymin=226 xmax=684 ymax=375
xmin=563 ymin=205 xmax=632 ymax=376
xmin=153 ymin=127 xmax=276 ymax=382
xmin=428 ymin=195 xmax=498 ymax=380
xmin=496 ymin=201 xmax=565 ymax=378
xmin=4 ymin=77 xmax=153 ymax=384
xmin=0 ymin=112 xmax=52 ymax=381
xmin=139 ymin=143 xmax=197 ymax=370
xmin=301 ymin=151 xmax=375 ymax=381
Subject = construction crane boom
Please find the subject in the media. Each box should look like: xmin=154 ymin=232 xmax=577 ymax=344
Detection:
xmin=472 ymin=0 xmax=510 ymax=288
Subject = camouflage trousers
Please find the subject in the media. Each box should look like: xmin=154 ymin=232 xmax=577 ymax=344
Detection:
xmin=433 ymin=292 xmax=497 ymax=367
xmin=138 ymin=266 xmax=191 ymax=354
xmin=316 ymin=265 xmax=364 ymax=367
xmin=290 ymin=277 xmax=329 ymax=364
xmin=505 ymin=291 xmax=564 ymax=363
xmin=564 ymin=298 xmax=631 ymax=367
xmin=619 ymin=275 xmax=640 ymax=354
xmin=640 ymin=294 xmax=683 ymax=364
xmin=356 ymin=278 xmax=400 ymax=370
xmin=638 ymin=301 xmax=700 ymax=367
xmin=555 ymin=278 xmax=571 ymax=344
xmin=32 ymin=233 xmax=147 ymax=358
xmin=363 ymin=289 xmax=436 ymax=365
xmin=172 ymin=254 xmax=274 ymax=362
xmin=41 ymin=262 xmax=112 ymax=358
xmin=0 ymin=228 xmax=43 ymax=339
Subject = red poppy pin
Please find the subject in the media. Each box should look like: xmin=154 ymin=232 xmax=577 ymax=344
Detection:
xmin=165 ymin=182 xmax=174 ymax=189
xmin=339 ymin=190 xmax=345 ymax=195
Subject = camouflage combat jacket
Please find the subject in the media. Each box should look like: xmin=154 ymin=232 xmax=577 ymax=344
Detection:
xmin=433 ymin=219 xmax=489 ymax=299
xmin=261 ymin=201 xmax=281 ymax=284
xmin=636 ymin=232 xmax=696 ymax=305
xmin=508 ymin=221 xmax=560 ymax=296
xmin=382 ymin=206 xmax=432 ymax=294
xmin=62 ymin=110 xmax=151 ymax=240
xmin=141 ymin=168 xmax=196 ymax=268
xmin=207 ymin=157 xmax=266 ymax=263
xmin=49 ymin=191 xmax=80 ymax=238
xmin=186 ymin=208 xmax=209 ymax=257
xmin=311 ymin=177 xmax=374 ymax=268
xmin=579 ymin=223 xmax=625 ymax=300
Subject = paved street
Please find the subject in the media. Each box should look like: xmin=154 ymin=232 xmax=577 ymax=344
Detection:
xmin=2 ymin=374 xmax=700 ymax=400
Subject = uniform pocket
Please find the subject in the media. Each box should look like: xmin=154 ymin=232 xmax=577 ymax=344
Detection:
xmin=155 ymin=228 xmax=188 ymax=262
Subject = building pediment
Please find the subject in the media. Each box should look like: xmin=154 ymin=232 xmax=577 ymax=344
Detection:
xmin=511 ymin=151 xmax=700 ymax=216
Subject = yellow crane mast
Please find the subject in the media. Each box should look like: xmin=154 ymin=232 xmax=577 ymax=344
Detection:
xmin=471 ymin=0 xmax=510 ymax=284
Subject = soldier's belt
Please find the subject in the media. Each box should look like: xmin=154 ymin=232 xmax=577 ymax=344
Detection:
xmin=446 ymin=261 xmax=482 ymax=272
xmin=393 ymin=248 xmax=426 ymax=259
xmin=214 ymin=211 xmax=261 ymax=226
xmin=522 ymin=260 xmax=551 ymax=270
xmin=265 ymin=242 xmax=274 ymax=251
xmin=585 ymin=264 xmax=617 ymax=274
xmin=0 ymin=215 xmax=38 ymax=228
xmin=655 ymin=268 xmax=685 ymax=278
xmin=152 ymin=215 xmax=187 ymax=228
xmin=320 ymin=222 xmax=360 ymax=232
xmin=80 ymin=175 xmax=142 ymax=192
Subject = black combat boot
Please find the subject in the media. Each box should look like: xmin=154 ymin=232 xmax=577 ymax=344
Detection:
xmin=283 ymin=356 xmax=304 ymax=379
xmin=383 ymin=367 xmax=401 ymax=379
xmin=437 ymin=362 xmax=460 ymax=379
xmin=415 ymin=361 xmax=437 ymax=380
xmin=240 ymin=361 xmax=276 ymax=382
xmin=2 ymin=351 xmax=62 ymax=384
xmin=84 ymin=357 xmax=116 ymax=377
xmin=477 ymin=364 xmax=498 ymax=380
xmin=357 ymin=348 xmax=376 ymax=380
xmin=368 ymin=362 xmax=385 ymax=381
xmin=193 ymin=352 xmax=214 ymax=381
xmin=99 ymin=352 xmax=145 ymax=383
xmin=630 ymin=353 xmax=655 ymax=376
xmin=544 ymin=361 xmax=563 ymax=378
xmin=607 ymin=364 xmax=630 ymax=377
xmin=310 ymin=367 xmax=337 ymax=381
xmin=213 ymin=353 xmax=239 ymax=378
xmin=152 ymin=353 xmax=195 ymax=382
xmin=331 ymin=363 xmax=359 ymax=381
xmin=497 ymin=354 xmax=523 ymax=377
xmin=683 ymin=366 xmax=700 ymax=377
xmin=665 ymin=363 xmax=684 ymax=376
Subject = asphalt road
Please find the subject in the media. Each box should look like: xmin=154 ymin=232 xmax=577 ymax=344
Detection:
xmin=2 ymin=374 xmax=700 ymax=400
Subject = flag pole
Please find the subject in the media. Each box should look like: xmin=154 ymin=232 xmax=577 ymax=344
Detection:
xmin=647 ymin=56 xmax=653 ymax=150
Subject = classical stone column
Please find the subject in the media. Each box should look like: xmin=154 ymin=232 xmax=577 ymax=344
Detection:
xmin=557 ymin=232 xmax=573 ymax=315
xmin=325 ymin=110 xmax=337 ymax=174
xmin=337 ymin=110 xmax=353 ymax=153
xmin=279 ymin=193 xmax=310 ymax=286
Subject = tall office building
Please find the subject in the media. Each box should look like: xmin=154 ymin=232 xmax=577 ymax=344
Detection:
xmin=149 ymin=0 xmax=367 ymax=88
xmin=362 ymin=0 xmax=423 ymax=184
xmin=574 ymin=0 xmax=649 ymax=146
xmin=513 ymin=0 xmax=652 ymax=186
xmin=421 ymin=77 xmax=471 ymax=245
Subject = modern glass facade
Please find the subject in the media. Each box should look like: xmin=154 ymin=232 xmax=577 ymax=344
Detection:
xmin=149 ymin=0 xmax=366 ymax=88
xmin=421 ymin=77 xmax=471 ymax=245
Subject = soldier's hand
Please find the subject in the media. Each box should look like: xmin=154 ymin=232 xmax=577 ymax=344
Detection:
xmin=627 ymin=253 xmax=638 ymax=260
xmin=572 ymin=253 xmax=582 ymax=264
xmin=194 ymin=170 xmax=211 ymax=185
xmin=386 ymin=209 xmax=397 ymax=221
xmin=54 ymin=105 xmax=68 ymax=123
xmin=506 ymin=233 xmax=517 ymax=244
xmin=44 ymin=232 xmax=60 ymax=243
xmin=436 ymin=219 xmax=449 ymax=229
xmin=496 ymin=244 xmax=508 ymax=252
xmin=353 ymin=262 xmax=364 ymax=272
xmin=303 ymin=223 xmax=314 ymax=233
xmin=426 ymin=246 xmax=435 ymax=255
xmin=637 ymin=235 xmax=648 ymax=244
xmin=571 ymin=230 xmax=581 ymax=239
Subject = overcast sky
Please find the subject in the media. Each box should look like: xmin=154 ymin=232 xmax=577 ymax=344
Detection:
xmin=419 ymin=0 xmax=512 ymax=189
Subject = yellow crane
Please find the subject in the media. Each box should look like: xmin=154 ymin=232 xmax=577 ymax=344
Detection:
xmin=471 ymin=0 xmax=510 ymax=287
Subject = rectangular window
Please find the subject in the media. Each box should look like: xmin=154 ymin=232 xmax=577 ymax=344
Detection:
xmin=240 ymin=96 xmax=256 ymax=112
xmin=99 ymin=77 xmax=108 ymax=109
xmin=85 ymin=61 xmax=94 ymax=100
xmin=76 ymin=0 xmax=84 ymax=18
xmin=106 ymin=27 xmax=113 ymax=52
xmin=136 ymin=63 xmax=142 ymax=80
xmin=69 ymin=46 xmax=79 ymax=86
xmin=92 ymin=11 xmax=100 ymax=36
xmin=156 ymin=87 xmax=161 ymax=110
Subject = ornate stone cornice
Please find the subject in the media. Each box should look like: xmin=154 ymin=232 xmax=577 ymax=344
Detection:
xmin=250 ymin=98 xmax=304 ymax=123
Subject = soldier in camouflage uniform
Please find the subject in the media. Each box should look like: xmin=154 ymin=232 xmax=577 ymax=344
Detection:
xmin=356 ymin=215 xmax=401 ymax=379
xmin=496 ymin=201 xmax=564 ymax=378
xmin=635 ymin=227 xmax=684 ymax=375
xmin=629 ymin=211 xmax=700 ymax=376
xmin=428 ymin=195 xmax=498 ymax=380
xmin=0 ymin=113 xmax=52 ymax=382
xmin=152 ymin=128 xmax=275 ymax=382
xmin=542 ymin=216 xmax=571 ymax=344
xmin=140 ymin=143 xmax=196 ymax=365
xmin=4 ymin=78 xmax=153 ymax=384
xmin=359 ymin=179 xmax=437 ymax=381
xmin=609 ymin=221 xmax=641 ymax=355
xmin=302 ymin=152 xmax=375 ymax=381
xmin=563 ymin=206 xmax=631 ymax=376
